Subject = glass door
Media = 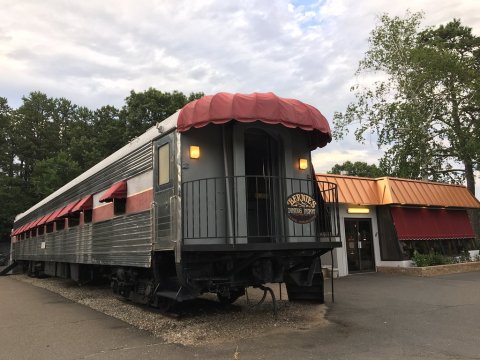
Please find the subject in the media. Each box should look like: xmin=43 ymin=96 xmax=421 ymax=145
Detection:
xmin=345 ymin=218 xmax=375 ymax=272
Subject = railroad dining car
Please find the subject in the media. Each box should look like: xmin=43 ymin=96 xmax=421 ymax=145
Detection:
xmin=10 ymin=92 xmax=341 ymax=306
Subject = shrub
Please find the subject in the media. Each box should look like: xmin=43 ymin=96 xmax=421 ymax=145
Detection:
xmin=411 ymin=251 xmax=453 ymax=267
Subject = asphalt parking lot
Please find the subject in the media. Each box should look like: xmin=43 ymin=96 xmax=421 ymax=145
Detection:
xmin=1 ymin=271 xmax=479 ymax=359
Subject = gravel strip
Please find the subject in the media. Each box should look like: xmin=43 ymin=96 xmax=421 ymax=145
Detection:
xmin=12 ymin=275 xmax=328 ymax=346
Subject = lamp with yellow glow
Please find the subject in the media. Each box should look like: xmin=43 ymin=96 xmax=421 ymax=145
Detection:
xmin=190 ymin=146 xmax=200 ymax=159
xmin=347 ymin=207 xmax=370 ymax=214
xmin=299 ymin=158 xmax=308 ymax=170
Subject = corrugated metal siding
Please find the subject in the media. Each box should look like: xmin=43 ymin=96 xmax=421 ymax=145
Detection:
xmin=14 ymin=143 xmax=153 ymax=228
xmin=317 ymin=174 xmax=480 ymax=208
xmin=13 ymin=210 xmax=152 ymax=268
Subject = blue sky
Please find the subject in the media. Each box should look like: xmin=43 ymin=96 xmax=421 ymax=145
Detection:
xmin=1 ymin=0 xmax=479 ymax=184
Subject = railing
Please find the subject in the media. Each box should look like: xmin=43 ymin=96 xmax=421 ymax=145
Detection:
xmin=181 ymin=176 xmax=340 ymax=245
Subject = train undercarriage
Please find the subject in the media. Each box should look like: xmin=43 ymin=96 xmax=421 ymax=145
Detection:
xmin=17 ymin=247 xmax=328 ymax=309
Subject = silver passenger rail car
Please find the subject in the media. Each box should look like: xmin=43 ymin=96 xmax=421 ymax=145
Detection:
xmin=10 ymin=92 xmax=341 ymax=305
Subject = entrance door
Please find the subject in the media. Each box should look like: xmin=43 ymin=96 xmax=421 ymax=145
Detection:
xmin=345 ymin=219 xmax=375 ymax=272
xmin=244 ymin=129 xmax=283 ymax=243
xmin=153 ymin=133 xmax=179 ymax=250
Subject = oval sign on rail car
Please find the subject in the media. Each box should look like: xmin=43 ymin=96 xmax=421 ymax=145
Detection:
xmin=286 ymin=192 xmax=317 ymax=224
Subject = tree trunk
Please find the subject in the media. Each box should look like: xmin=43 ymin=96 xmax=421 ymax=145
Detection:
xmin=464 ymin=159 xmax=475 ymax=195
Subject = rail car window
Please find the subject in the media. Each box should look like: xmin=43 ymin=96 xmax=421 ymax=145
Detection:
xmin=56 ymin=219 xmax=65 ymax=231
xmin=114 ymin=198 xmax=126 ymax=215
xmin=38 ymin=226 xmax=44 ymax=236
xmin=158 ymin=143 xmax=170 ymax=186
xmin=46 ymin=223 xmax=54 ymax=233
xmin=84 ymin=210 xmax=92 ymax=223
xmin=69 ymin=213 xmax=80 ymax=227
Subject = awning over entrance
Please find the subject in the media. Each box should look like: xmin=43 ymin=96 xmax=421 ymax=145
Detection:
xmin=177 ymin=92 xmax=332 ymax=149
xmin=391 ymin=207 xmax=474 ymax=240
xmin=99 ymin=181 xmax=127 ymax=203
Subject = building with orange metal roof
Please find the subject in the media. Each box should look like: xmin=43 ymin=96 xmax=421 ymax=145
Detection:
xmin=317 ymin=174 xmax=480 ymax=277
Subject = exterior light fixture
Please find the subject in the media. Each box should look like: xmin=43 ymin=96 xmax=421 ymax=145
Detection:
xmin=299 ymin=158 xmax=308 ymax=170
xmin=190 ymin=146 xmax=200 ymax=159
xmin=347 ymin=207 xmax=370 ymax=214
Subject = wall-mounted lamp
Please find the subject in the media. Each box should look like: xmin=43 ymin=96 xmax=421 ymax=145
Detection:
xmin=299 ymin=158 xmax=308 ymax=170
xmin=190 ymin=146 xmax=200 ymax=159
xmin=347 ymin=207 xmax=370 ymax=214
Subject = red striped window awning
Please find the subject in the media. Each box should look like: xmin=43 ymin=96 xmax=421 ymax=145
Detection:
xmin=72 ymin=195 xmax=93 ymax=212
xmin=99 ymin=181 xmax=127 ymax=203
xmin=391 ymin=207 xmax=474 ymax=240
xmin=38 ymin=212 xmax=53 ymax=226
xmin=45 ymin=208 xmax=65 ymax=224
xmin=56 ymin=200 xmax=79 ymax=218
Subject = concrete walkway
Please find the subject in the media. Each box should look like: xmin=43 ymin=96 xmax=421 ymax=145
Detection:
xmin=1 ymin=272 xmax=479 ymax=359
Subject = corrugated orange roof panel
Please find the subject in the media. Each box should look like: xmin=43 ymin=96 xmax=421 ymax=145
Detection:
xmin=316 ymin=174 xmax=480 ymax=208
xmin=385 ymin=177 xmax=480 ymax=208
xmin=316 ymin=174 xmax=379 ymax=205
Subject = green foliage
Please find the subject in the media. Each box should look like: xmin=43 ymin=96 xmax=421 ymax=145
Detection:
xmin=411 ymin=251 xmax=454 ymax=267
xmin=121 ymin=89 xmax=203 ymax=140
xmin=328 ymin=161 xmax=383 ymax=178
xmin=334 ymin=13 xmax=480 ymax=194
xmin=31 ymin=152 xmax=82 ymax=199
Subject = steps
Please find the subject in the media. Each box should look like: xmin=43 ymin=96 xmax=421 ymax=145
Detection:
xmin=0 ymin=261 xmax=18 ymax=276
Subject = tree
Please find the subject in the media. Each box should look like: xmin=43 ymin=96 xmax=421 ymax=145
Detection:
xmin=328 ymin=161 xmax=383 ymax=178
xmin=30 ymin=151 xmax=82 ymax=199
xmin=334 ymin=13 xmax=480 ymax=194
xmin=0 ymin=98 xmax=14 ymax=177
xmin=121 ymin=89 xmax=204 ymax=140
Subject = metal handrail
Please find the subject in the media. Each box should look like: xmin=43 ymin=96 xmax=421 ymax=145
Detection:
xmin=181 ymin=176 xmax=340 ymax=244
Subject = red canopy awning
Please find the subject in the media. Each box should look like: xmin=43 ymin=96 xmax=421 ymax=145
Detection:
xmin=45 ymin=208 xmax=65 ymax=224
xmin=99 ymin=181 xmax=127 ymax=203
xmin=177 ymin=92 xmax=332 ymax=149
xmin=16 ymin=223 xmax=28 ymax=235
xmin=13 ymin=225 xmax=23 ymax=236
xmin=38 ymin=212 xmax=53 ymax=226
xmin=30 ymin=216 xmax=44 ymax=228
xmin=56 ymin=200 xmax=79 ymax=218
xmin=72 ymin=195 xmax=93 ymax=212
xmin=391 ymin=207 xmax=474 ymax=240
xmin=24 ymin=221 xmax=34 ymax=232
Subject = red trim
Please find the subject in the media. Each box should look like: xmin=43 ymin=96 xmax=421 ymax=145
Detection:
xmin=99 ymin=181 xmax=127 ymax=203
xmin=57 ymin=200 xmax=79 ymax=218
xmin=126 ymin=190 xmax=153 ymax=213
xmin=45 ymin=208 xmax=65 ymax=224
xmin=93 ymin=203 xmax=114 ymax=222
xmin=178 ymin=92 xmax=332 ymax=149
xmin=391 ymin=207 xmax=474 ymax=240
xmin=38 ymin=213 xmax=52 ymax=226
xmin=72 ymin=195 xmax=93 ymax=212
